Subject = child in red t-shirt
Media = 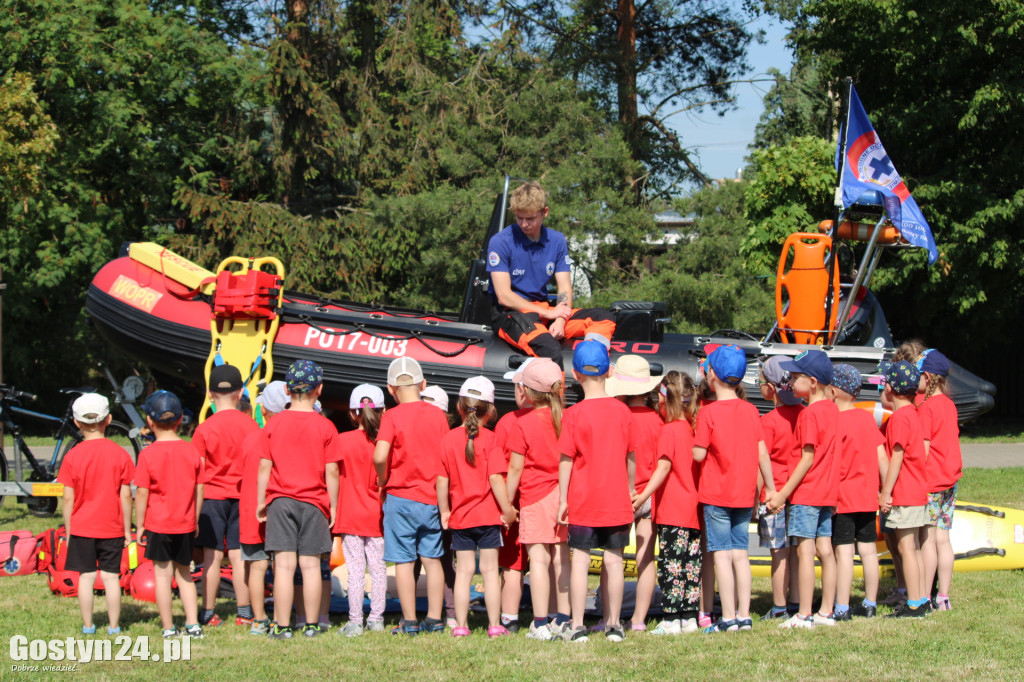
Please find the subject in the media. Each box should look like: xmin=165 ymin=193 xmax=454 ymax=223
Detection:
xmin=438 ymin=377 xmax=517 ymax=638
xmin=755 ymin=357 xmax=803 ymax=620
xmin=916 ymin=349 xmax=961 ymax=611
xmin=557 ymin=340 xmax=636 ymax=643
xmin=134 ymin=391 xmax=204 ymax=639
xmin=829 ymin=364 xmax=887 ymax=620
xmin=334 ymin=384 xmax=388 ymax=637
xmin=257 ymin=360 xmax=340 ymax=639
xmin=192 ymin=363 xmax=259 ymax=627
xmin=879 ymin=360 xmax=930 ymax=618
xmin=506 ymin=358 xmax=570 ymax=640
xmin=632 ymin=371 xmax=702 ymax=636
xmin=771 ymin=349 xmax=840 ymax=629
xmin=694 ymin=345 xmax=774 ymax=633
xmin=57 ymin=393 xmax=135 ymax=635
xmin=373 ymin=356 xmax=451 ymax=635
xmin=605 ymin=354 xmax=663 ymax=633
xmin=236 ymin=380 xmax=288 ymax=635
xmin=493 ymin=361 xmax=536 ymax=633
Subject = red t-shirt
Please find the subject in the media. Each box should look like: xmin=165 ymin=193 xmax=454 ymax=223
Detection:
xmin=557 ymin=397 xmax=635 ymax=527
xmin=440 ymin=427 xmax=507 ymax=529
xmin=263 ymin=411 xmax=338 ymax=519
xmin=918 ymin=393 xmax=962 ymax=491
xmin=134 ymin=440 xmax=203 ymax=534
xmin=238 ymin=430 xmax=267 ymax=545
xmin=629 ymin=406 xmax=663 ymax=495
xmin=191 ymin=409 xmax=259 ymax=500
xmin=653 ymin=420 xmax=699 ymax=529
xmin=57 ymin=439 xmax=135 ymax=538
xmin=759 ymin=404 xmax=802 ymax=499
xmin=886 ymin=404 xmax=928 ymax=506
xmin=330 ymin=429 xmax=383 ymax=537
xmin=493 ymin=408 xmax=532 ymax=464
xmin=836 ymin=409 xmax=885 ymax=513
xmin=506 ymin=407 xmax=561 ymax=506
xmin=693 ymin=399 xmax=764 ymax=508
xmin=789 ymin=399 xmax=840 ymax=507
xmin=377 ymin=401 xmax=450 ymax=505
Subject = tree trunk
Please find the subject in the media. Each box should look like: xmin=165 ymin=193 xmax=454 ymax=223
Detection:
xmin=616 ymin=0 xmax=640 ymax=200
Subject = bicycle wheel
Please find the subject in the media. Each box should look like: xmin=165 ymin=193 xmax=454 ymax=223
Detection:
xmin=0 ymin=448 xmax=7 ymax=509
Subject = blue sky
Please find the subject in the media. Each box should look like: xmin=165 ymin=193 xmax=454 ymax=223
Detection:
xmin=666 ymin=14 xmax=794 ymax=182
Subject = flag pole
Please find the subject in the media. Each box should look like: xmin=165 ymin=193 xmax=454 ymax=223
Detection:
xmin=824 ymin=77 xmax=854 ymax=345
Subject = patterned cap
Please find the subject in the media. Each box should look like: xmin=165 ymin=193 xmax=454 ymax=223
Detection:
xmin=285 ymin=359 xmax=323 ymax=394
xmin=885 ymin=360 xmax=920 ymax=396
xmin=831 ymin=363 xmax=862 ymax=398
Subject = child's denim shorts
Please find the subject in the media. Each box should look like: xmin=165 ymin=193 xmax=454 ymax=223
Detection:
xmin=382 ymin=494 xmax=443 ymax=563
xmin=787 ymin=504 xmax=834 ymax=540
xmin=703 ymin=504 xmax=754 ymax=552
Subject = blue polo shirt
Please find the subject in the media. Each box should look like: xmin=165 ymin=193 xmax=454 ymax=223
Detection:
xmin=487 ymin=223 xmax=571 ymax=304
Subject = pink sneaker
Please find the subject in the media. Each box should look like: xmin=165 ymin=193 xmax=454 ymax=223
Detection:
xmin=486 ymin=625 xmax=510 ymax=638
xmin=451 ymin=626 xmax=471 ymax=637
xmin=935 ymin=597 xmax=952 ymax=611
xmin=629 ymin=622 xmax=647 ymax=632
xmin=697 ymin=614 xmax=713 ymax=629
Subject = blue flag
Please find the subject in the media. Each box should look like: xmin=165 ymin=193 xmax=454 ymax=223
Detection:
xmin=836 ymin=86 xmax=938 ymax=264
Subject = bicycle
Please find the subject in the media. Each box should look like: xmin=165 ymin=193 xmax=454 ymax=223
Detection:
xmin=0 ymin=367 xmax=145 ymax=517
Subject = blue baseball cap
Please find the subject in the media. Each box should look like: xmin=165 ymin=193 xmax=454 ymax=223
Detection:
xmin=708 ymin=344 xmax=746 ymax=385
xmin=918 ymin=349 xmax=950 ymax=377
xmin=831 ymin=363 xmax=862 ymax=397
xmin=779 ymin=349 xmax=833 ymax=385
xmin=143 ymin=390 xmax=183 ymax=424
xmin=286 ymin=359 xmax=323 ymax=394
xmin=572 ymin=339 xmax=610 ymax=377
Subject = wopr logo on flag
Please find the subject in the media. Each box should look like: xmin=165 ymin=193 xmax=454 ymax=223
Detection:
xmin=837 ymin=85 xmax=938 ymax=264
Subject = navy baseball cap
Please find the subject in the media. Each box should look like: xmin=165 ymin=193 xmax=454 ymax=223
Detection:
xmin=143 ymin=390 xmax=183 ymax=423
xmin=918 ymin=349 xmax=950 ymax=376
xmin=286 ymin=359 xmax=323 ymax=394
xmin=831 ymin=363 xmax=862 ymax=397
xmin=779 ymin=350 xmax=833 ymax=385
xmin=572 ymin=339 xmax=610 ymax=377
xmin=708 ymin=344 xmax=746 ymax=385
xmin=886 ymin=360 xmax=920 ymax=396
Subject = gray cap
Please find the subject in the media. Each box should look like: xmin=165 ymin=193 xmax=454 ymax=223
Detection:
xmin=760 ymin=356 xmax=802 ymax=406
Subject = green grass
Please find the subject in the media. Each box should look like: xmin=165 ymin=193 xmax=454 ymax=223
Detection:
xmin=3 ymin=469 xmax=1024 ymax=680
xmin=959 ymin=419 xmax=1024 ymax=444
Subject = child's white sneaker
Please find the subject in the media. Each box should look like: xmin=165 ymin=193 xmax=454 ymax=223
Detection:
xmin=527 ymin=622 xmax=553 ymax=641
xmin=813 ymin=612 xmax=836 ymax=627
xmin=651 ymin=619 xmax=682 ymax=635
xmin=779 ymin=614 xmax=814 ymax=630
xmin=680 ymin=618 xmax=699 ymax=634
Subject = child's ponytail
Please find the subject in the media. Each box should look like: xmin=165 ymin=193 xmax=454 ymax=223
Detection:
xmin=524 ymin=380 xmax=564 ymax=437
xmin=661 ymin=371 xmax=699 ymax=427
xmin=348 ymin=402 xmax=384 ymax=442
xmin=459 ymin=396 xmax=494 ymax=466
xmin=922 ymin=373 xmax=947 ymax=403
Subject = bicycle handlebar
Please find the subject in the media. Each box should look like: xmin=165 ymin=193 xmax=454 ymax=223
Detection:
xmin=0 ymin=385 xmax=37 ymax=402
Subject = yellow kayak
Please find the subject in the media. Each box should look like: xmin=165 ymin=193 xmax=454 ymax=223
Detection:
xmin=589 ymin=502 xmax=1024 ymax=578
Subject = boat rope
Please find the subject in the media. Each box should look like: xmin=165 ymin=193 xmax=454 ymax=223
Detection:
xmin=296 ymin=316 xmax=483 ymax=358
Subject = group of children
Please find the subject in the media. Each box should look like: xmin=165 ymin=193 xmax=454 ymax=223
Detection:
xmin=57 ymin=338 xmax=960 ymax=641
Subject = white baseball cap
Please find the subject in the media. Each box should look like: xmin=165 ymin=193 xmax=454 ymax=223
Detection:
xmin=420 ymin=385 xmax=449 ymax=412
xmin=459 ymin=376 xmax=495 ymax=403
xmin=72 ymin=393 xmax=110 ymax=424
xmin=350 ymin=384 xmax=385 ymax=410
xmin=387 ymin=356 xmax=424 ymax=386
xmin=255 ymin=381 xmax=290 ymax=414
